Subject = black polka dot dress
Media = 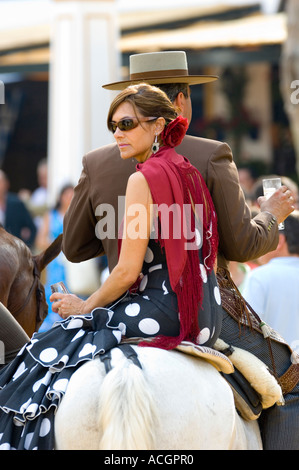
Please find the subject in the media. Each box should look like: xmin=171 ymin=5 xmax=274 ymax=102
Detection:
xmin=0 ymin=238 xmax=222 ymax=450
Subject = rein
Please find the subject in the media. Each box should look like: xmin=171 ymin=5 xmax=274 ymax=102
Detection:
xmin=13 ymin=259 xmax=43 ymax=326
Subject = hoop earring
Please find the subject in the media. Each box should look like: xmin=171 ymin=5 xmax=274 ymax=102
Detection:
xmin=152 ymin=134 xmax=160 ymax=153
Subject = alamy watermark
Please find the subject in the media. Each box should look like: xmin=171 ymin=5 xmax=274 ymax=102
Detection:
xmin=95 ymin=196 xmax=204 ymax=251
xmin=0 ymin=80 xmax=4 ymax=104
xmin=290 ymin=80 xmax=299 ymax=104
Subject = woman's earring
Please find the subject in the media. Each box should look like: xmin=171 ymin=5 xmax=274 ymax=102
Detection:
xmin=152 ymin=134 xmax=160 ymax=153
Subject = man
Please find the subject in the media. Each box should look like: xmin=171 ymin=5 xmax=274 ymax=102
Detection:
xmin=0 ymin=170 xmax=36 ymax=248
xmin=243 ymin=210 xmax=299 ymax=347
xmin=63 ymin=51 xmax=297 ymax=449
xmin=29 ymin=158 xmax=49 ymax=229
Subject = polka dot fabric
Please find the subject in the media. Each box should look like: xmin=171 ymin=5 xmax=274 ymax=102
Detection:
xmin=0 ymin=238 xmax=222 ymax=449
xmin=0 ymin=309 xmax=121 ymax=449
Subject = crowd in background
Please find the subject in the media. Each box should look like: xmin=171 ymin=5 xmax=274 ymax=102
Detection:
xmin=230 ymin=165 xmax=299 ymax=350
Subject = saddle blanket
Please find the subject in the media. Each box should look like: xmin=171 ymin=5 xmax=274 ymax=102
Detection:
xmin=121 ymin=337 xmax=234 ymax=374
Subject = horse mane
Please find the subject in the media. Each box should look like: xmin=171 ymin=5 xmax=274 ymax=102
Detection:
xmin=0 ymin=229 xmax=63 ymax=335
xmin=34 ymin=234 xmax=63 ymax=272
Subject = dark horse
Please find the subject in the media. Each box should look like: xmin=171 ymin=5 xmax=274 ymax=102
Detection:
xmin=0 ymin=227 xmax=63 ymax=337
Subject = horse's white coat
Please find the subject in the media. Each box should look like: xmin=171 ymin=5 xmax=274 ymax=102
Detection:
xmin=54 ymin=346 xmax=262 ymax=450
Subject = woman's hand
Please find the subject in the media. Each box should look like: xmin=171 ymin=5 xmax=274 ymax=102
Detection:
xmin=50 ymin=292 xmax=87 ymax=319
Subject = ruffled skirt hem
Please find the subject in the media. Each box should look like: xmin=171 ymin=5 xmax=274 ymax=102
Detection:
xmin=0 ymin=308 xmax=121 ymax=450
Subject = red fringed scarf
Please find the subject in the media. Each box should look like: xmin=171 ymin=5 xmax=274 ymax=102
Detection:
xmin=119 ymin=116 xmax=218 ymax=349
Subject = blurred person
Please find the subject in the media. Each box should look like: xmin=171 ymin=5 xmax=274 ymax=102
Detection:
xmin=0 ymin=169 xmax=36 ymax=248
xmin=228 ymin=260 xmax=252 ymax=293
xmin=243 ymin=211 xmax=299 ymax=347
xmin=30 ymin=158 xmax=49 ymax=229
xmin=35 ymin=183 xmax=74 ymax=331
xmin=237 ymin=165 xmax=256 ymax=202
xmin=30 ymin=158 xmax=48 ymax=208
xmin=61 ymin=51 xmax=298 ymax=450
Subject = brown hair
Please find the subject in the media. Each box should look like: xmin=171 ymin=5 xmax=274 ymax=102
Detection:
xmin=107 ymin=83 xmax=178 ymax=131
xmin=158 ymin=83 xmax=189 ymax=102
xmin=283 ymin=210 xmax=299 ymax=255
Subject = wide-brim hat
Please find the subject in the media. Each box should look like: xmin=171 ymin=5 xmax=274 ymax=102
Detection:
xmin=102 ymin=51 xmax=218 ymax=90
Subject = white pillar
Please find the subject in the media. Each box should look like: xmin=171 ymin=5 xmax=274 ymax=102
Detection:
xmin=48 ymin=0 xmax=120 ymax=204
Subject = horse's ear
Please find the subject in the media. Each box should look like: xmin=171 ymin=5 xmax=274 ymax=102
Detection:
xmin=34 ymin=234 xmax=63 ymax=273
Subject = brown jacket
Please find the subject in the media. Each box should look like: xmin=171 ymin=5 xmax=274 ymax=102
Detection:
xmin=63 ymin=135 xmax=278 ymax=271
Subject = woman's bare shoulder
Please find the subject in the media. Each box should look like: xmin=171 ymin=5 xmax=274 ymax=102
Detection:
xmin=127 ymin=171 xmax=149 ymax=190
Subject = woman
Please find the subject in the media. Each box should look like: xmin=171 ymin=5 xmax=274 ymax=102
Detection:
xmin=0 ymin=84 xmax=221 ymax=450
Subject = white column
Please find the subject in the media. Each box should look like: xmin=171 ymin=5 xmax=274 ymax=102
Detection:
xmin=48 ymin=0 xmax=120 ymax=204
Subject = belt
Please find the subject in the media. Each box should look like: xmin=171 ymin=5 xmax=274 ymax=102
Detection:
xmin=279 ymin=362 xmax=299 ymax=396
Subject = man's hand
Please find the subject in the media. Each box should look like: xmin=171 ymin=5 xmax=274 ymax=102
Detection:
xmin=258 ymin=185 xmax=295 ymax=224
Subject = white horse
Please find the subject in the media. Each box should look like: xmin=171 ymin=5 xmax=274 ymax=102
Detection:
xmin=54 ymin=345 xmax=262 ymax=450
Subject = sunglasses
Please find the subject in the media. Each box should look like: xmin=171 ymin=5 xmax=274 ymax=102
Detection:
xmin=108 ymin=117 xmax=158 ymax=134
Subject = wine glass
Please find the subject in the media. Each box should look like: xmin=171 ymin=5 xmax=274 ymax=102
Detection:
xmin=50 ymin=281 xmax=70 ymax=294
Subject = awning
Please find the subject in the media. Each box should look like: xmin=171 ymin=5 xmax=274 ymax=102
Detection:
xmin=0 ymin=7 xmax=286 ymax=71
xmin=121 ymin=13 xmax=286 ymax=52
